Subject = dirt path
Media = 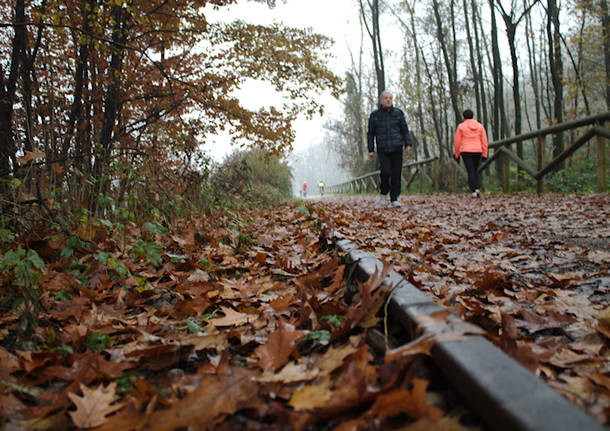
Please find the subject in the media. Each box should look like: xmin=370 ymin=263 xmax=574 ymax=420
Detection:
xmin=312 ymin=192 xmax=610 ymax=423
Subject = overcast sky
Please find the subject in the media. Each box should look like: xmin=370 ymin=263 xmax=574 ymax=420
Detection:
xmin=204 ymin=0 xmax=373 ymax=161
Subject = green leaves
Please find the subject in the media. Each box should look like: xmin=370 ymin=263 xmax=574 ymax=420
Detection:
xmin=321 ymin=315 xmax=345 ymax=327
xmin=85 ymin=333 xmax=113 ymax=352
xmin=305 ymin=330 xmax=331 ymax=343
xmin=132 ymin=240 xmax=163 ymax=267
xmin=1 ymin=248 xmax=46 ymax=286
xmin=144 ymin=221 xmax=168 ymax=237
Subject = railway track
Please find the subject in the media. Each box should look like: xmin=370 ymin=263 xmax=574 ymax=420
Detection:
xmin=336 ymin=238 xmax=606 ymax=431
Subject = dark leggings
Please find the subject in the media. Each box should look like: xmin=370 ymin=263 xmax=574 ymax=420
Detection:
xmin=461 ymin=152 xmax=482 ymax=192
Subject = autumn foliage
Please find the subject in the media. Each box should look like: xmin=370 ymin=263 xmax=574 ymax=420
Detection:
xmin=1 ymin=193 xmax=608 ymax=429
xmin=0 ymin=200 xmax=467 ymax=430
xmin=0 ymin=0 xmax=342 ymax=218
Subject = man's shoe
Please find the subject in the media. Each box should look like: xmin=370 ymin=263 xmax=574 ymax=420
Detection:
xmin=390 ymin=200 xmax=401 ymax=208
xmin=378 ymin=195 xmax=387 ymax=207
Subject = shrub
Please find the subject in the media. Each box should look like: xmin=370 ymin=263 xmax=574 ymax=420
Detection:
xmin=210 ymin=148 xmax=293 ymax=206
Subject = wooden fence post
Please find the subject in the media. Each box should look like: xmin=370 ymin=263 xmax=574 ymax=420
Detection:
xmin=537 ymin=135 xmax=545 ymax=194
xmin=451 ymin=162 xmax=457 ymax=192
xmin=598 ymin=133 xmax=607 ymax=192
xmin=502 ymin=150 xmax=509 ymax=192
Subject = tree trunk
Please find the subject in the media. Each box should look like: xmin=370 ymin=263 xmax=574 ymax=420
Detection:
xmin=489 ymin=0 xmax=507 ymax=186
xmin=346 ymin=72 xmax=365 ymax=159
xmin=432 ymin=0 xmax=461 ymax=127
xmin=496 ymin=1 xmax=538 ymax=176
xmin=603 ymin=0 xmax=610 ymax=110
xmin=407 ymin=2 xmax=430 ymax=159
xmin=92 ymin=5 xmax=130 ymax=214
xmin=547 ymin=0 xmax=564 ymax=169
xmin=472 ymin=0 xmax=489 ymax=132
xmin=63 ymin=0 xmax=95 ymax=167
xmin=525 ymin=2 xmax=542 ymax=130
xmin=422 ymin=50 xmax=443 ymax=161
xmin=463 ymin=0 xmax=481 ymax=119
xmin=0 ymin=0 xmax=28 ymax=179
xmin=360 ymin=0 xmax=385 ymax=98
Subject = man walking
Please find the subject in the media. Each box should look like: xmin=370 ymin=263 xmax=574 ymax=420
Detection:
xmin=367 ymin=91 xmax=412 ymax=207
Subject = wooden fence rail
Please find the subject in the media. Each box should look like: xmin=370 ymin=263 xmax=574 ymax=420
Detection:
xmin=325 ymin=156 xmax=438 ymax=194
xmin=481 ymin=111 xmax=609 ymax=193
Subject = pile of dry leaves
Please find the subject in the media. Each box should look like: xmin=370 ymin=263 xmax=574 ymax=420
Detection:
xmin=319 ymin=193 xmax=609 ymax=424
xmin=1 ymin=201 xmax=479 ymax=430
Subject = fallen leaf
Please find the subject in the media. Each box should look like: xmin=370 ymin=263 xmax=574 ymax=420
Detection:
xmin=144 ymin=366 xmax=260 ymax=430
xmin=316 ymin=342 xmax=360 ymax=375
xmin=17 ymin=148 xmax=45 ymax=165
xmin=255 ymin=319 xmax=306 ymax=372
xmin=586 ymin=249 xmax=610 ymax=264
xmin=289 ymin=378 xmax=334 ymax=410
xmin=385 ymin=333 xmax=437 ymax=363
xmin=68 ymin=382 xmax=124 ymax=429
xmin=187 ymin=269 xmax=209 ymax=282
xmin=598 ymin=306 xmax=610 ymax=329
xmin=256 ymin=360 xmax=320 ymax=383
xmin=207 ymin=306 xmax=254 ymax=327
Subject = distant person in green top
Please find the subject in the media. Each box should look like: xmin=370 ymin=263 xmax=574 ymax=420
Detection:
xmin=318 ymin=179 xmax=325 ymax=196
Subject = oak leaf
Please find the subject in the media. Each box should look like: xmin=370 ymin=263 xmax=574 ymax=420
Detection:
xmin=255 ymin=319 xmax=306 ymax=371
xmin=68 ymin=382 xmax=124 ymax=429
xmin=288 ymin=378 xmax=333 ymax=410
xmin=17 ymin=148 xmax=45 ymax=165
xmin=316 ymin=343 xmax=359 ymax=375
xmin=207 ymin=305 xmax=253 ymax=327
xmin=256 ymin=361 xmax=320 ymax=383
xmin=369 ymin=379 xmax=440 ymax=421
xmin=144 ymin=366 xmax=259 ymax=430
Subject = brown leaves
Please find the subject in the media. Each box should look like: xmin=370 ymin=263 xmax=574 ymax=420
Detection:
xmin=4 ymin=200 xmax=454 ymax=430
xmin=4 ymin=194 xmax=607 ymax=428
xmin=143 ymin=367 xmax=260 ymax=430
xmin=369 ymin=379 xmax=443 ymax=421
xmin=320 ymin=194 xmax=610 ymax=424
xmin=207 ymin=305 xmax=254 ymax=327
xmin=255 ymin=319 xmax=306 ymax=372
xmin=68 ymin=383 xmax=124 ymax=429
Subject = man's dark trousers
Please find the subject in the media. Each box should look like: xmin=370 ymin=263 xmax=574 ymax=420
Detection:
xmin=378 ymin=149 xmax=403 ymax=201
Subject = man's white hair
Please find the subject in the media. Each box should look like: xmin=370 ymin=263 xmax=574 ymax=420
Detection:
xmin=380 ymin=90 xmax=393 ymax=98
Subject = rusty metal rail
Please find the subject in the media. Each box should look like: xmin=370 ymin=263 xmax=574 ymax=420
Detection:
xmin=336 ymin=238 xmax=606 ymax=431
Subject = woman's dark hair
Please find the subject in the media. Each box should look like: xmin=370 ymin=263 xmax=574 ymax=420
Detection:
xmin=463 ymin=109 xmax=474 ymax=119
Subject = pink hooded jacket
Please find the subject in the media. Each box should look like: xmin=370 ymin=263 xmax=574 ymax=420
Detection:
xmin=454 ymin=119 xmax=488 ymax=158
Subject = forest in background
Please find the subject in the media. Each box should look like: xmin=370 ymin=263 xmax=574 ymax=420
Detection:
xmin=1 ymin=0 xmax=609 ymax=346
xmin=0 ymin=0 xmax=341 ymax=223
xmin=0 ymin=1 xmax=609 ymax=428
xmin=328 ymin=0 xmax=609 ymax=193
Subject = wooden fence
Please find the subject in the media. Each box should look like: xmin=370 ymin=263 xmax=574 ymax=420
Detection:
xmin=325 ymin=156 xmax=438 ymax=194
xmin=480 ymin=111 xmax=609 ymax=193
xmin=326 ymin=111 xmax=609 ymax=195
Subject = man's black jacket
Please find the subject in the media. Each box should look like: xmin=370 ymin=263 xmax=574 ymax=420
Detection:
xmin=367 ymin=106 xmax=412 ymax=153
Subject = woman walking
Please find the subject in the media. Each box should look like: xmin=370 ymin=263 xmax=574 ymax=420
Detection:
xmin=454 ymin=109 xmax=488 ymax=197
